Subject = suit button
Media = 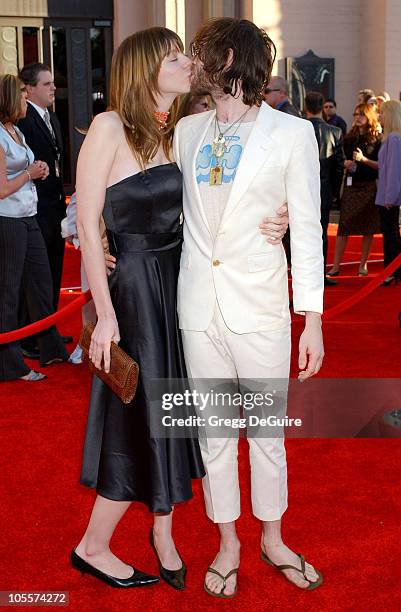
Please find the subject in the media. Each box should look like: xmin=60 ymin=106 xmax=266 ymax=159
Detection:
xmin=212 ymin=259 xmax=221 ymax=267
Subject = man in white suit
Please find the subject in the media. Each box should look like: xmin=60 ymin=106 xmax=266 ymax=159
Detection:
xmin=173 ymin=18 xmax=324 ymax=597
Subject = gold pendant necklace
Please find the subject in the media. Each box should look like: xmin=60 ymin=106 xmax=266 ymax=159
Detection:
xmin=209 ymin=108 xmax=249 ymax=186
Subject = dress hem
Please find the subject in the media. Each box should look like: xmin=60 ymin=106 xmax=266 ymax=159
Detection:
xmin=79 ymin=479 xmax=205 ymax=514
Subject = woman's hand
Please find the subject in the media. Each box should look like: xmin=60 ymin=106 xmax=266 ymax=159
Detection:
xmin=101 ymin=234 xmax=116 ymax=274
xmin=89 ymin=314 xmax=120 ymax=373
xmin=105 ymin=253 xmax=117 ymax=274
xmin=298 ymin=313 xmax=324 ymax=382
xmin=27 ymin=160 xmax=48 ymax=180
xmin=37 ymin=161 xmax=49 ymax=180
xmin=259 ymin=203 xmax=289 ymax=244
xmin=353 ymin=148 xmax=365 ymax=163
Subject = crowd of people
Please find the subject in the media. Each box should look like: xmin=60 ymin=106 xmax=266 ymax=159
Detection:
xmin=264 ymin=79 xmax=401 ymax=286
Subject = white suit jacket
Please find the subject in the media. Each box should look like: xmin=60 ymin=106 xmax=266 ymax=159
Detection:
xmin=173 ymin=101 xmax=324 ymax=334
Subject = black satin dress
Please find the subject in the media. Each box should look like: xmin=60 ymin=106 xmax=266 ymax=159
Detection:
xmin=80 ymin=163 xmax=205 ymax=513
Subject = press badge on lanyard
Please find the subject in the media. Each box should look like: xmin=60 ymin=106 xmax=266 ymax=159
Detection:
xmin=346 ymin=176 xmax=352 ymax=187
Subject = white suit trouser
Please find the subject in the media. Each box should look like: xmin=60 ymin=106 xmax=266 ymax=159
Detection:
xmin=181 ymin=304 xmax=291 ymax=523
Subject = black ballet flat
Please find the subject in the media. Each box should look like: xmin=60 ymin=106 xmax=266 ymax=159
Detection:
xmin=149 ymin=529 xmax=187 ymax=590
xmin=70 ymin=549 xmax=160 ymax=588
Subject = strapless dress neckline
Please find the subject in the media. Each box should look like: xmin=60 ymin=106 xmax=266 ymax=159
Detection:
xmin=106 ymin=162 xmax=177 ymax=191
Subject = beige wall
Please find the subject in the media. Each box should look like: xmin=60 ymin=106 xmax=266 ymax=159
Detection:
xmin=113 ymin=0 xmax=150 ymax=47
xmin=384 ymin=0 xmax=401 ymax=99
xmin=252 ymin=0 xmax=363 ymax=125
xmin=0 ymin=0 xmax=47 ymax=16
xmin=112 ymin=0 xmax=401 ymax=125
xmin=360 ymin=0 xmax=386 ymax=97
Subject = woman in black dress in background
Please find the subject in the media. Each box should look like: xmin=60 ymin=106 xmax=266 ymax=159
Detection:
xmin=328 ymin=103 xmax=381 ymax=277
xmin=71 ymin=28 xmax=204 ymax=590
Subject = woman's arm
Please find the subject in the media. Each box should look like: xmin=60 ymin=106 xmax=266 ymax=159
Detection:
xmin=383 ymin=134 xmax=401 ymax=205
xmin=76 ymin=112 xmax=121 ymax=372
xmin=0 ymin=146 xmax=47 ymax=198
xmin=353 ymin=147 xmax=379 ymax=170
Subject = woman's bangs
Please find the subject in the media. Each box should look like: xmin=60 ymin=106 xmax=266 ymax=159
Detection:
xmin=163 ymin=30 xmax=184 ymax=57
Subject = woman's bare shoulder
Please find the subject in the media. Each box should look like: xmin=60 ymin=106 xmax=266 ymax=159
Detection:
xmin=89 ymin=111 xmax=124 ymax=137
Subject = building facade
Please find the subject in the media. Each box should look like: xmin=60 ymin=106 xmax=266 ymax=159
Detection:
xmin=1 ymin=0 xmax=401 ymax=189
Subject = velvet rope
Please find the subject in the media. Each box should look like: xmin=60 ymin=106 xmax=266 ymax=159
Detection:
xmin=0 ymin=252 xmax=400 ymax=344
xmin=0 ymin=290 xmax=92 ymax=344
xmin=323 ymin=251 xmax=401 ymax=321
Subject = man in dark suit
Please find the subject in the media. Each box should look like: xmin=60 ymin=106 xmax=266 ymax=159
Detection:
xmin=18 ymin=63 xmax=71 ymax=348
xmin=264 ymin=76 xmax=301 ymax=117
xmin=305 ymin=91 xmax=345 ymax=286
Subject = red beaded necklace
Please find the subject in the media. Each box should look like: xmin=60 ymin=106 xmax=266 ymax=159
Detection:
xmin=154 ymin=111 xmax=170 ymax=130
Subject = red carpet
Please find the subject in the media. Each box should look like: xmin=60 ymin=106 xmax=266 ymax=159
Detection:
xmin=1 ymin=230 xmax=401 ymax=611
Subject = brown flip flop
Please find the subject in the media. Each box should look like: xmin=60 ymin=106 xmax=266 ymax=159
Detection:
xmin=204 ymin=566 xmax=239 ymax=599
xmin=261 ymin=550 xmax=323 ymax=590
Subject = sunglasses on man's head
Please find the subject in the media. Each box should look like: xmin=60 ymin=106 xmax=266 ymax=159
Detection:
xmin=264 ymin=88 xmax=281 ymax=94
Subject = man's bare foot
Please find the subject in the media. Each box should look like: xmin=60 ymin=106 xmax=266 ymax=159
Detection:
xmin=74 ymin=544 xmax=133 ymax=579
xmin=152 ymin=529 xmax=182 ymax=571
xmin=205 ymin=541 xmax=240 ymax=597
xmin=261 ymin=540 xmax=320 ymax=589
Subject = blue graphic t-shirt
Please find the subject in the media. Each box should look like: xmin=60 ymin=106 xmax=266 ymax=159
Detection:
xmin=196 ymin=120 xmax=254 ymax=238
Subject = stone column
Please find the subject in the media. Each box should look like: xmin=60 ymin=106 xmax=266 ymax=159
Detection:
xmin=113 ymin=0 xmax=150 ymax=47
xmin=384 ymin=0 xmax=401 ymax=98
xmin=360 ymin=0 xmax=401 ymax=99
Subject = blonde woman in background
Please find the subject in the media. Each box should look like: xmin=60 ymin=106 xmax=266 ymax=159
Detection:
xmin=375 ymin=99 xmax=401 ymax=285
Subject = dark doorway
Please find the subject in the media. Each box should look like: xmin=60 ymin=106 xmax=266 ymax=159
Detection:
xmin=42 ymin=20 xmax=113 ymax=192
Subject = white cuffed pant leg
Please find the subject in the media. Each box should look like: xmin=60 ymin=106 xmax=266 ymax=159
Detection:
xmin=181 ymin=303 xmax=291 ymax=524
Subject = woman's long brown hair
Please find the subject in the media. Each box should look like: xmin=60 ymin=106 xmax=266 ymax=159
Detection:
xmin=109 ymin=27 xmax=183 ymax=170
xmin=346 ymin=103 xmax=381 ymax=145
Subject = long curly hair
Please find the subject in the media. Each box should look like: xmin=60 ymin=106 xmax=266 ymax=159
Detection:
xmin=109 ymin=27 xmax=183 ymax=170
xmin=190 ymin=18 xmax=276 ymax=107
xmin=346 ymin=103 xmax=381 ymax=146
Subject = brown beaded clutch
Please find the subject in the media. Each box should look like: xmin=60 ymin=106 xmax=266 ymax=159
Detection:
xmin=79 ymin=322 xmax=139 ymax=404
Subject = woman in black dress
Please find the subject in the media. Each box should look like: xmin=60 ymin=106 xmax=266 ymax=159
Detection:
xmin=71 ymin=28 xmax=205 ymax=590
xmin=328 ymin=103 xmax=381 ymax=277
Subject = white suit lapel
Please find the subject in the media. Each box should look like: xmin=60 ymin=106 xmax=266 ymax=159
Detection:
xmin=219 ymin=102 xmax=278 ymax=227
xmin=185 ymin=109 xmax=216 ymax=235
